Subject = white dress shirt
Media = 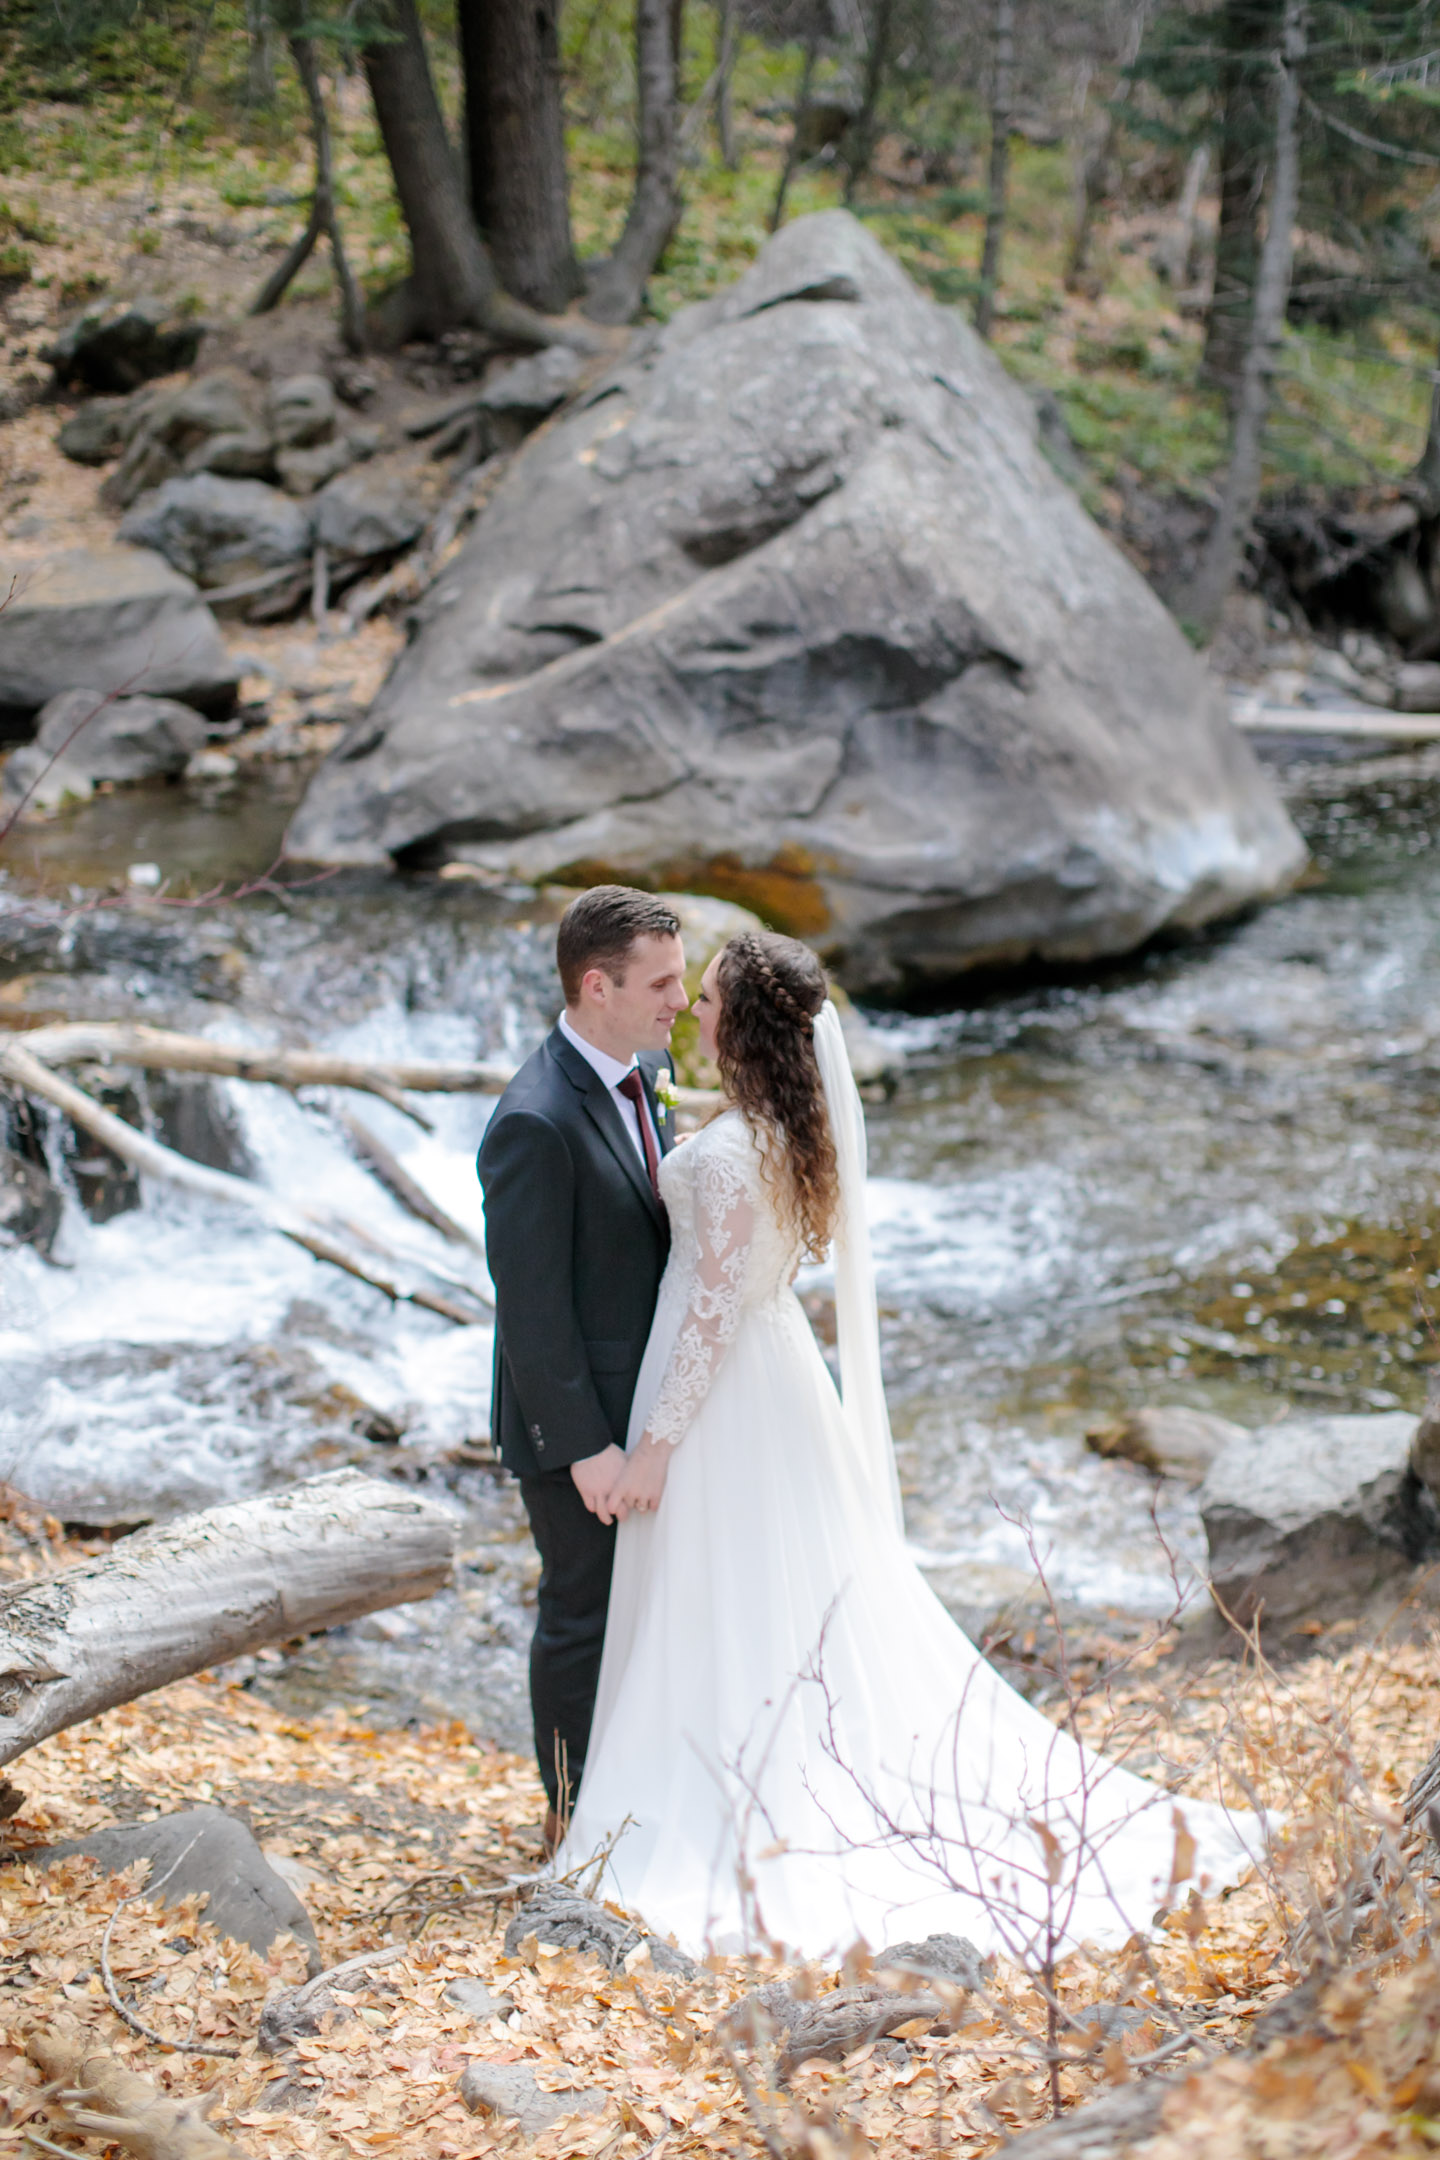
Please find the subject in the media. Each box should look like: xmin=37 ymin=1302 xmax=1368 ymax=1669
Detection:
xmin=558 ymin=1011 xmax=660 ymax=1167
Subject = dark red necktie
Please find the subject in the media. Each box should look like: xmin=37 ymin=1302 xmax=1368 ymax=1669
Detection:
xmin=617 ymin=1069 xmax=662 ymax=1201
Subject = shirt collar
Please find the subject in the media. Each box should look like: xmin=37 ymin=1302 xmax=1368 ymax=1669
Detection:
xmin=559 ymin=1009 xmax=640 ymax=1092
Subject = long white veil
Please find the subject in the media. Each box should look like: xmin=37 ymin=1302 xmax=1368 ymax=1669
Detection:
xmin=812 ymin=1001 xmax=904 ymax=1535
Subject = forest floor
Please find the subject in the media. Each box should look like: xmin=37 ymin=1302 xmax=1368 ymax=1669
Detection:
xmin=5 ymin=1503 xmax=1440 ymax=2160
xmin=1 ymin=0 xmax=1436 ymax=575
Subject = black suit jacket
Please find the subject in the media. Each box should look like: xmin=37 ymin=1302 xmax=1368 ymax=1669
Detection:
xmin=477 ymin=1025 xmax=674 ymax=1479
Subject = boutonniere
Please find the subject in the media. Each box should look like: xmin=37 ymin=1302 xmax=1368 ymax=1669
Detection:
xmin=654 ymin=1073 xmax=680 ymax=1116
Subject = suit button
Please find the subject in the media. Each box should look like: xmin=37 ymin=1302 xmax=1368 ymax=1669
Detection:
xmin=530 ymin=1423 xmax=542 ymax=1438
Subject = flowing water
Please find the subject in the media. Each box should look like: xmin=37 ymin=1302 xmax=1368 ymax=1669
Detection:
xmin=3 ymin=744 xmax=1439 ymax=1748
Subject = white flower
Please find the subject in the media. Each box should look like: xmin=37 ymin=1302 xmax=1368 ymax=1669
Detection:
xmin=654 ymin=1073 xmax=680 ymax=1113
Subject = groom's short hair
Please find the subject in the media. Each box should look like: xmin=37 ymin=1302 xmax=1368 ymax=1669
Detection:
xmin=557 ymin=886 xmax=682 ymax=1003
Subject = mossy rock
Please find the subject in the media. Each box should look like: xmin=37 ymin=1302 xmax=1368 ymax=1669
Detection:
xmin=657 ymin=892 xmax=895 ymax=1091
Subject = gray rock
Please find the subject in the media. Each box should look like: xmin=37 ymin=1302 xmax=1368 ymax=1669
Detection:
xmin=38 ymin=1805 xmax=321 ymax=1968
xmin=874 ymin=1932 xmax=990 ymax=1991
xmin=1394 ymin=662 xmax=1440 ymax=714
xmin=57 ymin=396 xmax=131 ymax=465
xmin=1378 ymin=556 xmax=1436 ymax=643
xmin=277 ymin=438 xmax=356 ymax=497
xmin=1086 ymin=1406 xmax=1246 ymax=1487
xmin=458 ymin=2061 xmax=604 ymax=2136
xmin=3 ymin=686 xmax=208 ymax=807
xmin=0 ymin=546 xmax=237 ymax=723
xmin=101 ymin=428 xmax=180 ymax=513
xmin=442 ymin=1976 xmax=515 ymax=2022
xmin=992 ymin=2075 xmax=1171 ymax=2157
xmin=477 ymin=346 xmax=584 ymax=418
xmin=1199 ymin=1412 xmax=1440 ymax=1630
xmin=503 ymin=1882 xmax=702 ymax=1978
xmin=1069 ymin=2001 xmax=1149 ymax=2041
xmin=0 ymin=1144 xmax=61 ymax=1255
xmin=269 ymin=373 xmax=338 ymax=449
xmin=163 ymin=369 xmax=264 ymax=448
xmin=185 ymin=428 xmax=277 ymax=480
xmin=1410 ymin=1371 xmax=1440 ymax=1507
xmin=312 ymin=458 xmax=430 ymax=561
xmin=119 ymin=473 xmax=313 ymax=588
xmin=41 ymin=296 xmax=204 ymax=394
xmin=97 ymin=376 xmax=264 ymax=509
xmin=286 ymin=212 xmax=1305 ymax=994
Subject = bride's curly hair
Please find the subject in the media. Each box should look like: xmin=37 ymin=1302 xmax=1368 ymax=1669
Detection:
xmin=714 ymin=930 xmax=838 ymax=1261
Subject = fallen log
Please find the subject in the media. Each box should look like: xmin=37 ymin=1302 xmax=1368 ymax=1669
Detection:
xmin=14 ymin=1019 xmax=519 ymax=1126
xmin=990 ymin=2078 xmax=1172 ymax=2157
xmin=341 ymin=1106 xmax=483 ymax=1251
xmin=0 ymin=1468 xmax=456 ymax=1770
xmin=0 ymin=1041 xmax=490 ymax=1323
xmin=29 ymin=2026 xmax=246 ymax=2160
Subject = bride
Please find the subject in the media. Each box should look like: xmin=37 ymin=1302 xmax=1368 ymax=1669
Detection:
xmin=557 ymin=930 xmax=1265 ymax=1962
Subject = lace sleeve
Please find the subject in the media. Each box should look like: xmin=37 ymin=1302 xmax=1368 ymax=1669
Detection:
xmin=644 ymin=1144 xmax=756 ymax=1448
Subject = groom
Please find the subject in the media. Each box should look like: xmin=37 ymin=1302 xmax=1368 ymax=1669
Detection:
xmin=478 ymin=886 xmax=687 ymax=1849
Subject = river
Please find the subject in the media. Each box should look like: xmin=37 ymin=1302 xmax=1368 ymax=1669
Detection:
xmin=2 ymin=739 xmax=1437 ymax=1747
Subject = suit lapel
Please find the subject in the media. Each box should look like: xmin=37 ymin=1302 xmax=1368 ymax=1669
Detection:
xmin=549 ymin=1027 xmax=665 ymax=1223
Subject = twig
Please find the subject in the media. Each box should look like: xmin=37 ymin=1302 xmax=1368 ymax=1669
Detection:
xmin=282 ymin=1940 xmax=408 ymax=2014
xmin=99 ymin=1833 xmax=242 ymax=2056
xmin=23 ymin=2133 xmax=86 ymax=2160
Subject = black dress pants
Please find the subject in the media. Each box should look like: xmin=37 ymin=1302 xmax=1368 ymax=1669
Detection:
xmin=518 ymin=1467 xmax=616 ymax=1813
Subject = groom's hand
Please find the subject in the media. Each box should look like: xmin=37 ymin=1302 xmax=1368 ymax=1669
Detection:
xmin=571 ymin=1444 xmax=628 ymax=1524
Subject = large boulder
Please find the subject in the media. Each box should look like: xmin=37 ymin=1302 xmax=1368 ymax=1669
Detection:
xmin=3 ymin=686 xmax=208 ymax=808
xmin=286 ymin=211 xmax=1305 ymax=993
xmin=1199 ymin=1412 xmax=1440 ymax=1630
xmin=119 ymin=472 xmax=313 ymax=588
xmin=0 ymin=546 xmax=237 ymax=731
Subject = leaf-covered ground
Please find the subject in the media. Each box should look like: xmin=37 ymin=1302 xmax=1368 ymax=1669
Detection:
xmin=5 ymin=1495 xmax=1440 ymax=2160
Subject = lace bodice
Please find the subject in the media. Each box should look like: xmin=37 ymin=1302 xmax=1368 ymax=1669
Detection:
xmin=644 ymin=1111 xmax=806 ymax=1448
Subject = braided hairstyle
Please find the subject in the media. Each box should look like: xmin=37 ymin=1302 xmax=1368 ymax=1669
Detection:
xmin=714 ymin=930 xmax=839 ymax=1262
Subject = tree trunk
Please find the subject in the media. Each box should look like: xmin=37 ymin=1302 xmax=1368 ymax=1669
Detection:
xmin=843 ymin=0 xmax=897 ymax=203
xmin=245 ymin=0 xmax=275 ymax=106
xmin=1065 ymin=0 xmax=1150 ymax=292
xmin=716 ymin=0 xmax=738 ymax=167
xmin=1152 ymin=140 xmax=1211 ymax=287
xmin=251 ymin=32 xmax=366 ymax=354
xmin=1202 ymin=0 xmax=1282 ymax=395
xmin=458 ymin=0 xmax=580 ymax=314
xmin=584 ymin=0 xmax=684 ymax=324
xmin=1415 ymin=341 xmax=1440 ymax=512
xmin=769 ymin=2 xmax=824 ymax=233
xmin=362 ymin=0 xmax=598 ymax=349
xmin=974 ymin=0 xmax=1016 ymax=341
xmin=0 ymin=1470 xmax=456 ymax=1770
xmin=1181 ymin=0 xmax=1306 ymax=633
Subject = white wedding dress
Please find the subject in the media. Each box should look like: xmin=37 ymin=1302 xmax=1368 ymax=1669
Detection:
xmin=558 ymin=1009 xmax=1266 ymax=1963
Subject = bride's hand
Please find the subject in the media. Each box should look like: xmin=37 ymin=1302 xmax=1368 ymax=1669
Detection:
xmin=608 ymin=1436 xmax=670 ymax=1521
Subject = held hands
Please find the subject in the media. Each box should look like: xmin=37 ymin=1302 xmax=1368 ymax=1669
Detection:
xmin=570 ymin=1443 xmax=629 ymax=1525
xmin=605 ymin=1434 xmax=670 ymax=1522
